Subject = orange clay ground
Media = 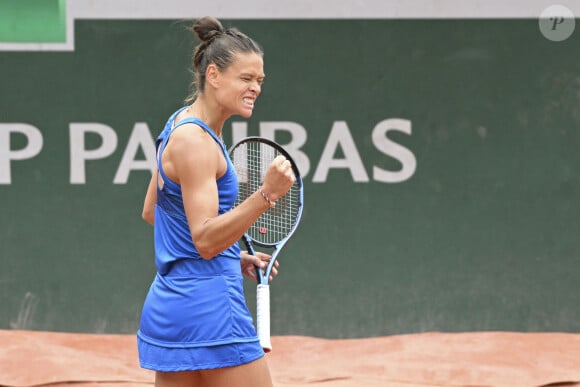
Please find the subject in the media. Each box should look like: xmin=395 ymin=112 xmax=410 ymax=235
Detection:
xmin=1 ymin=330 xmax=580 ymax=387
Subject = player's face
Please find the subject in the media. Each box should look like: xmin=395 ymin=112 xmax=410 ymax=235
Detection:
xmin=216 ymin=52 xmax=265 ymax=118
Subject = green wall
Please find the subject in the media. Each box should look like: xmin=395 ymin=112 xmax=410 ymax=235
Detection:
xmin=1 ymin=19 xmax=579 ymax=337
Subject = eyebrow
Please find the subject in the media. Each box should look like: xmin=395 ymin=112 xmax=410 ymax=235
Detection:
xmin=240 ymin=71 xmax=265 ymax=78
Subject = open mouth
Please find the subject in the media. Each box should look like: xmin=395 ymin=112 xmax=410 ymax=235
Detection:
xmin=242 ymin=97 xmax=255 ymax=108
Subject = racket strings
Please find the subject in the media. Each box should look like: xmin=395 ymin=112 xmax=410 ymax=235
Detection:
xmin=232 ymin=141 xmax=301 ymax=245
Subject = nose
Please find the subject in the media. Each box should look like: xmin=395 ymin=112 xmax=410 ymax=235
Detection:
xmin=250 ymin=81 xmax=261 ymax=95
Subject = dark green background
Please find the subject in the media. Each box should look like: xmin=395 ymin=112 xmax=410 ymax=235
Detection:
xmin=1 ymin=19 xmax=579 ymax=337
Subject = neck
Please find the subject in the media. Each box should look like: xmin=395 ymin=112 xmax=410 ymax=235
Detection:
xmin=188 ymin=97 xmax=227 ymax=139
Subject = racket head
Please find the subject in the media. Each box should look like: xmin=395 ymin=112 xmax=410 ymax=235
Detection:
xmin=229 ymin=137 xmax=304 ymax=248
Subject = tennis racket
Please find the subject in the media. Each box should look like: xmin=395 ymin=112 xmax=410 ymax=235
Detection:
xmin=229 ymin=137 xmax=304 ymax=352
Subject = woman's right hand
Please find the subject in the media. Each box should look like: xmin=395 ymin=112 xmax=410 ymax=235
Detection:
xmin=260 ymin=155 xmax=295 ymax=202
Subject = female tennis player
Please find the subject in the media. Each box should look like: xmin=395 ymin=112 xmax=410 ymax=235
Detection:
xmin=137 ymin=16 xmax=295 ymax=387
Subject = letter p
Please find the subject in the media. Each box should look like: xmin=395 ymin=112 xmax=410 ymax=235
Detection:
xmin=551 ymin=16 xmax=565 ymax=30
xmin=0 ymin=124 xmax=43 ymax=184
xmin=69 ymin=123 xmax=117 ymax=184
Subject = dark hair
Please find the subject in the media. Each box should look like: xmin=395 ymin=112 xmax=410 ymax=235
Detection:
xmin=185 ymin=16 xmax=263 ymax=104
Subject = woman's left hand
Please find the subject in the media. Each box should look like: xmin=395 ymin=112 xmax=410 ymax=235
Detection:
xmin=240 ymin=250 xmax=279 ymax=282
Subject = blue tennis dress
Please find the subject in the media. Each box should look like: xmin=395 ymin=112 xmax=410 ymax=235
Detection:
xmin=137 ymin=107 xmax=264 ymax=372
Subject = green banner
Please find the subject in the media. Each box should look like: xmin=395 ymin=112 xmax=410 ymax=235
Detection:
xmin=0 ymin=0 xmax=65 ymax=43
xmin=1 ymin=18 xmax=579 ymax=337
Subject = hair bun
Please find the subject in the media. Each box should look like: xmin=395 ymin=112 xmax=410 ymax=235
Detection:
xmin=193 ymin=16 xmax=224 ymax=42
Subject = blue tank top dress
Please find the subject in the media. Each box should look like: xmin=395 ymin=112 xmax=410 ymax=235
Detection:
xmin=137 ymin=107 xmax=264 ymax=372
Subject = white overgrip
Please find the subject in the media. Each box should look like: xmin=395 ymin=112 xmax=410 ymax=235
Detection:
xmin=256 ymin=283 xmax=272 ymax=352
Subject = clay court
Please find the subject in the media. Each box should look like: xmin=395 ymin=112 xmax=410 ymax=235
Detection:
xmin=2 ymin=329 xmax=580 ymax=387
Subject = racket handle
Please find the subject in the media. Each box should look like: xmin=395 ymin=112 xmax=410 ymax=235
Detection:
xmin=256 ymin=284 xmax=272 ymax=352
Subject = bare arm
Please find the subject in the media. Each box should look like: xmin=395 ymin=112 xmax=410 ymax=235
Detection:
xmin=168 ymin=125 xmax=294 ymax=259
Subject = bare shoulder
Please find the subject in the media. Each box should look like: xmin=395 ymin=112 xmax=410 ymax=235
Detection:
xmin=167 ymin=123 xmax=220 ymax=175
xmin=168 ymin=123 xmax=217 ymax=156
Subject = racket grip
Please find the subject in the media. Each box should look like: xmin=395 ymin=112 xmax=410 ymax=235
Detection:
xmin=256 ymin=284 xmax=272 ymax=352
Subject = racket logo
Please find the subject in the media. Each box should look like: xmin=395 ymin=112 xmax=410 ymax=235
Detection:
xmin=259 ymin=226 xmax=267 ymax=234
